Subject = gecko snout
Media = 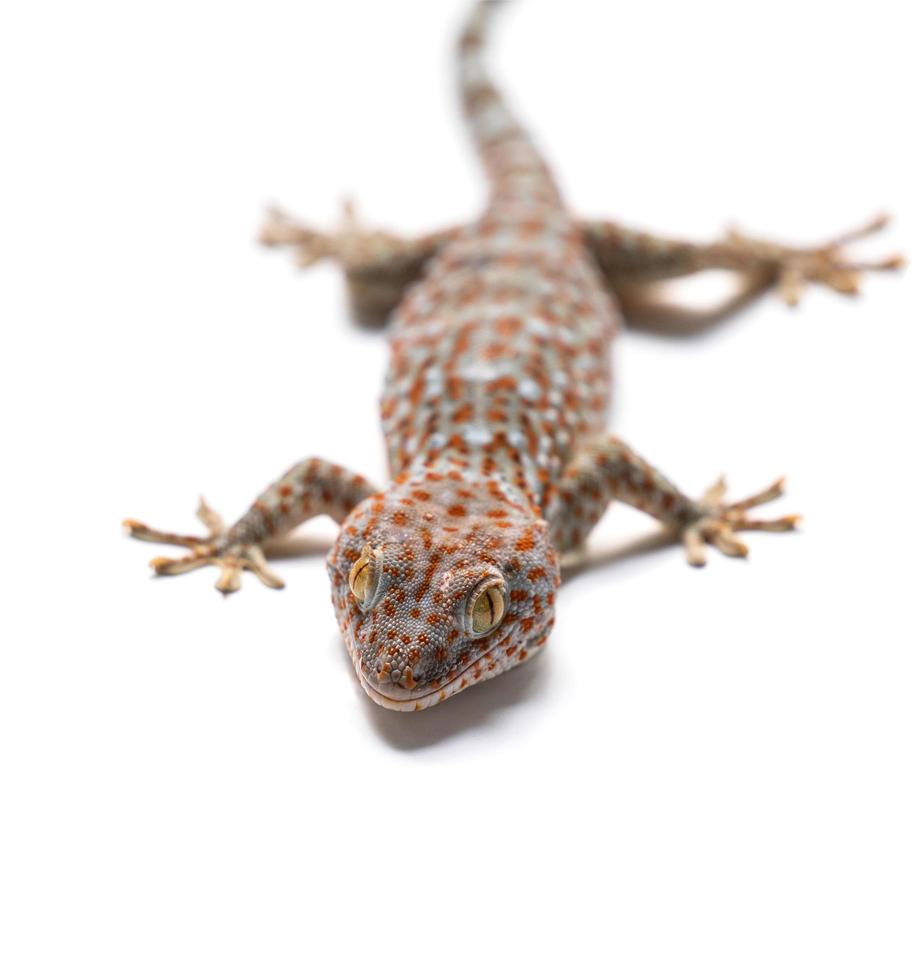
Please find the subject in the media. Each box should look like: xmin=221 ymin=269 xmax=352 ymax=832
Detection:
xmin=364 ymin=657 xmax=432 ymax=698
xmin=370 ymin=658 xmax=425 ymax=691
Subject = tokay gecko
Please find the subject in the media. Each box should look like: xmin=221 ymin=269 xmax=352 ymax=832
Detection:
xmin=126 ymin=2 xmax=902 ymax=710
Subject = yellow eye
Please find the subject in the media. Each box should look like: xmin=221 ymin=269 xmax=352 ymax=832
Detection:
xmin=470 ymin=584 xmax=506 ymax=635
xmin=349 ymin=546 xmax=380 ymax=606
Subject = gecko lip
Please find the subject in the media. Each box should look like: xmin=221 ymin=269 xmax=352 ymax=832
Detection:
xmin=361 ymin=676 xmax=438 ymax=705
xmin=360 ymin=661 xmax=466 ymax=703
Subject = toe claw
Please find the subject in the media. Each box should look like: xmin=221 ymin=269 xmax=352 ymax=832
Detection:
xmin=735 ymin=514 xmax=801 ymax=532
xmin=683 ymin=524 xmax=708 ymax=567
xmin=823 ymin=267 xmax=861 ymax=295
xmin=250 ymin=565 xmax=285 ymax=589
xmin=244 ymin=545 xmax=285 ymax=589
xmin=728 ymin=477 xmax=785 ymax=512
xmin=215 ymin=557 xmax=243 ymax=594
xmin=124 ymin=518 xmax=206 ymax=548
xmin=842 ymin=253 xmax=906 ymax=273
xmin=777 ymin=267 xmax=805 ymax=307
xmin=150 ymin=554 xmax=211 ymax=576
xmin=701 ymin=476 xmax=728 ymax=506
xmin=196 ymin=496 xmax=226 ymax=535
xmin=826 ymin=212 xmax=891 ymax=248
xmin=712 ymin=526 xmax=749 ymax=558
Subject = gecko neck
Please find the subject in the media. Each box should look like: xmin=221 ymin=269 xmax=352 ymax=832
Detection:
xmin=401 ymin=448 xmax=544 ymax=518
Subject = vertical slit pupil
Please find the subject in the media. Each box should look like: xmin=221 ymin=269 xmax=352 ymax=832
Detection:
xmin=474 ymin=588 xmax=495 ymax=632
xmin=351 ymin=556 xmax=373 ymax=602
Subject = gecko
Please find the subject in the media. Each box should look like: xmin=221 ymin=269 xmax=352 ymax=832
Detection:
xmin=125 ymin=1 xmax=901 ymax=711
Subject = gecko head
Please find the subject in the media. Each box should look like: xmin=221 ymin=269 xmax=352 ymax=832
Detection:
xmin=326 ymin=469 xmax=560 ymax=711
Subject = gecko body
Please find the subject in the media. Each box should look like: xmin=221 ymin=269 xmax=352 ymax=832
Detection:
xmin=127 ymin=2 xmax=900 ymax=710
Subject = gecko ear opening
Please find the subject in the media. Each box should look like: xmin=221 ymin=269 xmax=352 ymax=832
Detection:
xmin=348 ymin=544 xmax=384 ymax=608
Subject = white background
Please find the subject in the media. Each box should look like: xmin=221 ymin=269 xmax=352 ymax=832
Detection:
xmin=2 ymin=1 xmax=913 ymax=977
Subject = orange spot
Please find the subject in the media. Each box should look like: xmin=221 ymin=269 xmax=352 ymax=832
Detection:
xmin=515 ymin=529 xmax=536 ymax=551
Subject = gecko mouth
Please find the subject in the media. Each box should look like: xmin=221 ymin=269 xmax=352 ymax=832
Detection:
xmin=352 ymin=630 xmax=510 ymax=710
xmin=353 ymin=625 xmax=550 ymax=711
xmin=360 ymin=677 xmax=441 ymax=710
xmin=357 ymin=654 xmax=484 ymax=709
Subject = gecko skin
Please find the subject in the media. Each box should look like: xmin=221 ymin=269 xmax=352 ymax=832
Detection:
xmin=126 ymin=2 xmax=901 ymax=711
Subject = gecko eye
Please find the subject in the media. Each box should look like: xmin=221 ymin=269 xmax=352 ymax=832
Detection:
xmin=349 ymin=545 xmax=382 ymax=608
xmin=468 ymin=582 xmax=506 ymax=635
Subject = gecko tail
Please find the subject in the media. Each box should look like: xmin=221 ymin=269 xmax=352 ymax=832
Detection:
xmin=457 ymin=0 xmax=561 ymax=206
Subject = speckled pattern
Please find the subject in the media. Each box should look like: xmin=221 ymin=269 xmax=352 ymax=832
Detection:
xmin=127 ymin=1 xmax=899 ymax=711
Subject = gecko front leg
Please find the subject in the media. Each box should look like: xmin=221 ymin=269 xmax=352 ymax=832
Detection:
xmin=549 ymin=435 xmax=799 ymax=566
xmin=124 ymin=458 xmax=377 ymax=593
xmin=260 ymin=200 xmax=458 ymax=324
xmin=584 ymin=213 xmax=903 ymax=307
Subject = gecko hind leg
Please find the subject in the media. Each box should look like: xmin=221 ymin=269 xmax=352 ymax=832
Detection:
xmin=124 ymin=497 xmax=285 ymax=593
xmin=585 ymin=212 xmax=903 ymax=311
xmin=682 ymin=476 xmax=800 ymax=567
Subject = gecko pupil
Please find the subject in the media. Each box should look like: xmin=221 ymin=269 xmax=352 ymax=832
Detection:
xmin=349 ymin=555 xmax=374 ymax=603
xmin=472 ymin=586 xmax=504 ymax=634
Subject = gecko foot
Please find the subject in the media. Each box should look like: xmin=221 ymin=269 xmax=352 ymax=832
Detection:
xmin=258 ymin=205 xmax=337 ymax=267
xmin=123 ymin=497 xmax=284 ymax=594
xmin=681 ymin=476 xmax=801 ymax=567
xmin=726 ymin=213 xmax=904 ymax=306
xmin=258 ymin=197 xmax=412 ymax=276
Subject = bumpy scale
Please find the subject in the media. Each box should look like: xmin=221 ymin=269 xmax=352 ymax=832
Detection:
xmin=126 ymin=1 xmax=901 ymax=711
